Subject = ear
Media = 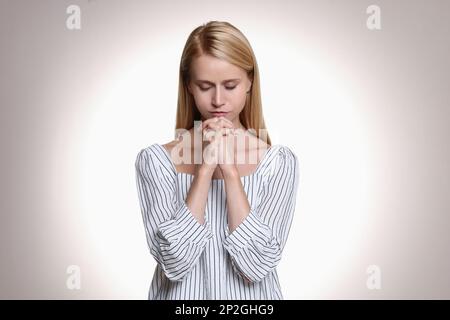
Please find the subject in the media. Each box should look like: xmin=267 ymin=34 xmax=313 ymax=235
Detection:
xmin=247 ymin=80 xmax=252 ymax=93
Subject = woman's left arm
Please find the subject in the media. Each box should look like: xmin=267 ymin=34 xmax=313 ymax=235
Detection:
xmin=222 ymin=146 xmax=300 ymax=284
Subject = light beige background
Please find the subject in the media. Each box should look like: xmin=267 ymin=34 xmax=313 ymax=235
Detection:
xmin=1 ymin=0 xmax=449 ymax=299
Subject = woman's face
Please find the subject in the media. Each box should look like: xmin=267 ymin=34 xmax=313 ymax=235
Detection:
xmin=187 ymin=54 xmax=252 ymax=128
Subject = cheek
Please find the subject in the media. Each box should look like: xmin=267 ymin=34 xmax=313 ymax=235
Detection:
xmin=231 ymin=89 xmax=248 ymax=107
xmin=192 ymin=92 xmax=210 ymax=106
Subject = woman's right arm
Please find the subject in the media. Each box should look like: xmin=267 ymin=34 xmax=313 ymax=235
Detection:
xmin=184 ymin=165 xmax=214 ymax=225
xmin=135 ymin=147 xmax=214 ymax=282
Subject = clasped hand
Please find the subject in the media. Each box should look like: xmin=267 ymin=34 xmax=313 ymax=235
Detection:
xmin=199 ymin=116 xmax=239 ymax=175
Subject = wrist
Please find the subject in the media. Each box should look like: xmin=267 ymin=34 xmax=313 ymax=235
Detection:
xmin=220 ymin=165 xmax=239 ymax=179
xmin=196 ymin=164 xmax=215 ymax=178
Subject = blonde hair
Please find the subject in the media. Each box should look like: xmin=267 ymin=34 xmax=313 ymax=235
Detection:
xmin=175 ymin=20 xmax=271 ymax=146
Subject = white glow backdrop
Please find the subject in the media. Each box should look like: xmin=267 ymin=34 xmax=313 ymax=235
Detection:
xmin=1 ymin=0 xmax=449 ymax=299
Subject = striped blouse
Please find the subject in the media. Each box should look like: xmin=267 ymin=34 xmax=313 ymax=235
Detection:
xmin=134 ymin=143 xmax=300 ymax=300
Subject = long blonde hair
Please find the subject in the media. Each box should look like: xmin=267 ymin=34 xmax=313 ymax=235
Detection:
xmin=175 ymin=21 xmax=271 ymax=146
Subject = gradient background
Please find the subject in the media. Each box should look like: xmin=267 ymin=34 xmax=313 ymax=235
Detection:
xmin=1 ymin=0 xmax=449 ymax=299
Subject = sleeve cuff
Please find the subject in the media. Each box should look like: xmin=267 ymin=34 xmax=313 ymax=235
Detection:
xmin=157 ymin=200 xmax=214 ymax=245
xmin=223 ymin=208 xmax=272 ymax=255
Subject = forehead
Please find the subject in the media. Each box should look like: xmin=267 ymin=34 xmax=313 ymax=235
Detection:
xmin=190 ymin=54 xmax=245 ymax=80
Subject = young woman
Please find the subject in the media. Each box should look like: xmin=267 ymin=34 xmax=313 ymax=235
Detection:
xmin=135 ymin=21 xmax=300 ymax=300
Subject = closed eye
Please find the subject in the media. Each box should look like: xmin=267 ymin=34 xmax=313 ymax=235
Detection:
xmin=199 ymin=86 xmax=237 ymax=91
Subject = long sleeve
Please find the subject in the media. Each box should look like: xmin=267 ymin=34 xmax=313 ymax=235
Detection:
xmin=223 ymin=146 xmax=300 ymax=283
xmin=135 ymin=147 xmax=213 ymax=282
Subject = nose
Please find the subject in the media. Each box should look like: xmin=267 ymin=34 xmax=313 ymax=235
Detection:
xmin=212 ymin=86 xmax=224 ymax=107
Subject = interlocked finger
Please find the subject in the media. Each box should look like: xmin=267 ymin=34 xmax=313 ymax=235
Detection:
xmin=203 ymin=127 xmax=233 ymax=142
xmin=203 ymin=118 xmax=233 ymax=140
xmin=202 ymin=117 xmax=233 ymax=130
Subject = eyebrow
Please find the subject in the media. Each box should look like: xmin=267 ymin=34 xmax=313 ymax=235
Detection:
xmin=195 ymin=78 xmax=241 ymax=85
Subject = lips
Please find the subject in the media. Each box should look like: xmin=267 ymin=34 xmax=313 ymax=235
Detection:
xmin=211 ymin=112 xmax=228 ymax=116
